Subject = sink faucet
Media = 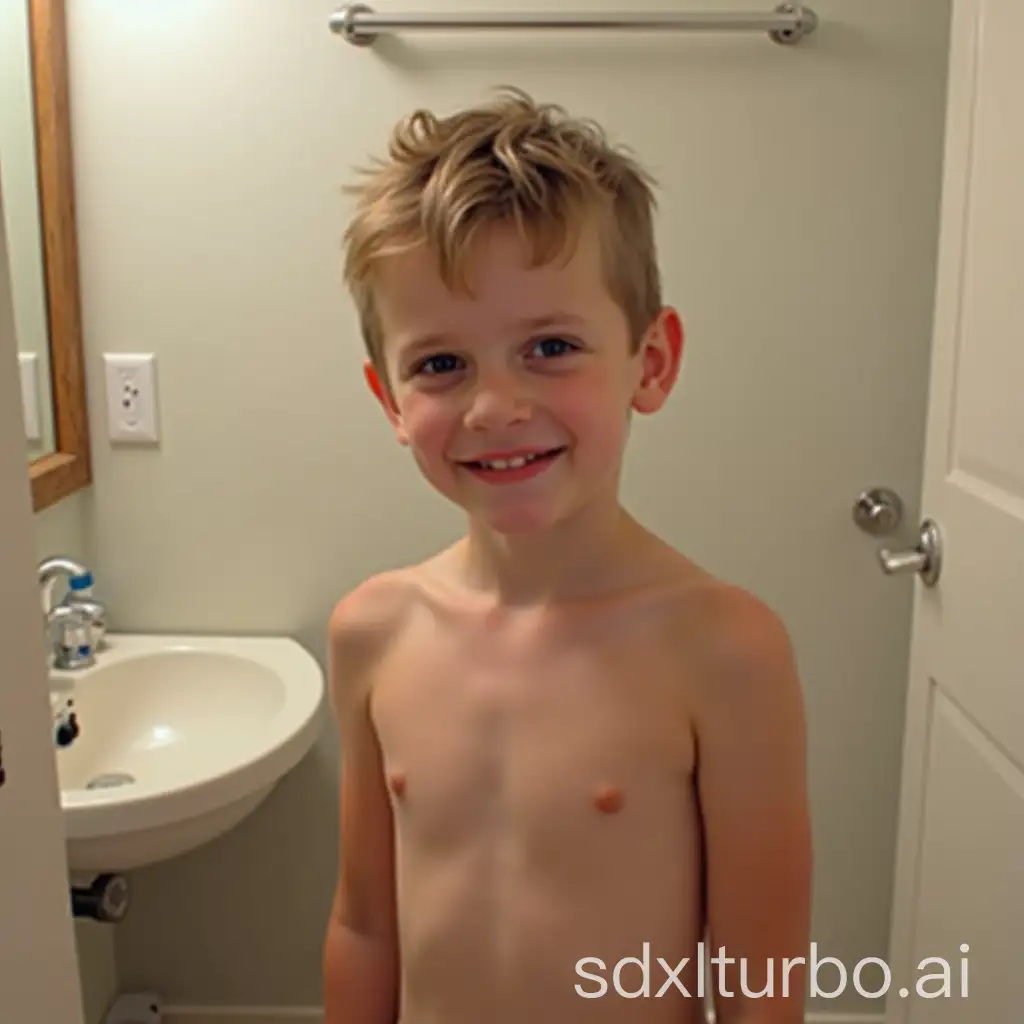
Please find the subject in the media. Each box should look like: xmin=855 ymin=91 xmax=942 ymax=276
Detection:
xmin=38 ymin=557 xmax=107 ymax=670
xmin=38 ymin=556 xmax=88 ymax=614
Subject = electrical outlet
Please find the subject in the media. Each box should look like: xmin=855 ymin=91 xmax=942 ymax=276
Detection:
xmin=104 ymin=353 xmax=160 ymax=442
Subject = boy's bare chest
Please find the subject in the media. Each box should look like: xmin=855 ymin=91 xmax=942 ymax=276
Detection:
xmin=369 ymin=612 xmax=696 ymax=854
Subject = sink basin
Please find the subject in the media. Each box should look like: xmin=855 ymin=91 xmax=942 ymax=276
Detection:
xmin=51 ymin=633 xmax=324 ymax=873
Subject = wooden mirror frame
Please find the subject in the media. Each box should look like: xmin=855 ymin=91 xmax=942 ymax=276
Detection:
xmin=26 ymin=0 xmax=91 ymax=512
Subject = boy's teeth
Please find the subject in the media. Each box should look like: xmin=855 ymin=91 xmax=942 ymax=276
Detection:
xmin=482 ymin=454 xmax=534 ymax=470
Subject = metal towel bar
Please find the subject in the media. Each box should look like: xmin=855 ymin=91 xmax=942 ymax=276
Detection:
xmin=329 ymin=3 xmax=819 ymax=47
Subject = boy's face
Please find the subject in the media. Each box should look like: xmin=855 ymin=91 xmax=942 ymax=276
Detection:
xmin=365 ymin=217 xmax=683 ymax=535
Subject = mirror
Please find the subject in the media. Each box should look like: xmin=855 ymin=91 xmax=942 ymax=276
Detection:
xmin=1 ymin=0 xmax=90 ymax=511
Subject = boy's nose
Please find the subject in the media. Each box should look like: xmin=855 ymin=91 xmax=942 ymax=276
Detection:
xmin=463 ymin=377 xmax=532 ymax=430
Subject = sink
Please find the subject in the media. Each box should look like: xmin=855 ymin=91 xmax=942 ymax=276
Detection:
xmin=51 ymin=633 xmax=324 ymax=873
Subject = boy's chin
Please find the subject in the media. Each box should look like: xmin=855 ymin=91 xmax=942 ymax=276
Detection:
xmin=467 ymin=502 xmax=567 ymax=538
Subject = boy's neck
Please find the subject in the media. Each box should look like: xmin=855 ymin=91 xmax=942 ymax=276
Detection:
xmin=446 ymin=497 xmax=657 ymax=607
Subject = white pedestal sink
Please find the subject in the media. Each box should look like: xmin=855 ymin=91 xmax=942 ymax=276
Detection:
xmin=51 ymin=633 xmax=325 ymax=873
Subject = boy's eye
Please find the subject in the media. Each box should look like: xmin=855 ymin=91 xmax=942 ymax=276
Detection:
xmin=530 ymin=336 xmax=578 ymax=359
xmin=415 ymin=353 xmax=462 ymax=376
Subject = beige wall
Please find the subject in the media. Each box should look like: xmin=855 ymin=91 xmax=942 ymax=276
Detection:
xmin=29 ymin=0 xmax=952 ymax=1016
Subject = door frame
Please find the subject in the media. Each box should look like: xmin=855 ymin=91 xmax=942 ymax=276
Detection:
xmin=0 ymin=295 xmax=83 ymax=1018
xmin=884 ymin=0 xmax=979 ymax=1019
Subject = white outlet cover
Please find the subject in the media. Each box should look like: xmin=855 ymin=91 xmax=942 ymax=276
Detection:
xmin=103 ymin=353 xmax=160 ymax=443
xmin=18 ymin=352 xmax=41 ymax=441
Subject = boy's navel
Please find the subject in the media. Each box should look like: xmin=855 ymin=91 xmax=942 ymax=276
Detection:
xmin=594 ymin=785 xmax=624 ymax=814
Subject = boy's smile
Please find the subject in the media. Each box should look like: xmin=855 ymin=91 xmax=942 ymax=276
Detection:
xmin=364 ymin=216 xmax=682 ymax=535
xmin=455 ymin=445 xmax=568 ymax=485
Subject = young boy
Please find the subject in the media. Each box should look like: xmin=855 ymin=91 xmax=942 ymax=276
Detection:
xmin=323 ymin=87 xmax=812 ymax=1024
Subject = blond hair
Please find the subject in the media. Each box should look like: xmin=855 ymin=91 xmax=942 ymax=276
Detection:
xmin=341 ymin=87 xmax=662 ymax=369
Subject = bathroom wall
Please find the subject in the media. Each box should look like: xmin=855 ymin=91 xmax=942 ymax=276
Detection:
xmin=73 ymin=920 xmax=119 ymax=1024
xmin=41 ymin=0 xmax=953 ymax=1016
xmin=35 ymin=495 xmax=92 ymax=569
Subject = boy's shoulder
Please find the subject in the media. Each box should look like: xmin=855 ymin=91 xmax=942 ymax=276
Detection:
xmin=646 ymin=547 xmax=798 ymax=704
xmin=671 ymin=572 xmax=791 ymax=664
xmin=328 ymin=567 xmax=421 ymax=646
xmin=326 ymin=566 xmax=429 ymax=710
xmin=327 ymin=551 xmax=451 ymax=662
xmin=675 ymin=581 xmax=802 ymax=749
xmin=633 ymin=532 xmax=787 ymax=636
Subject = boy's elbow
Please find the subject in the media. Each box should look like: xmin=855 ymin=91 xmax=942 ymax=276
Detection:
xmin=323 ymin=911 xmax=399 ymax=1024
xmin=323 ymin=854 xmax=399 ymax=1023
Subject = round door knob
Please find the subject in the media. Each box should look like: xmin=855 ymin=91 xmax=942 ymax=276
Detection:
xmin=853 ymin=487 xmax=904 ymax=536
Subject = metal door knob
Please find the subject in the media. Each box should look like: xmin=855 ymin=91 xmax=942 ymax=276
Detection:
xmin=878 ymin=518 xmax=942 ymax=587
xmin=853 ymin=487 xmax=904 ymax=536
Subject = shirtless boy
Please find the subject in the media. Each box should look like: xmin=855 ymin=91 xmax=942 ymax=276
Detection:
xmin=323 ymin=88 xmax=813 ymax=1024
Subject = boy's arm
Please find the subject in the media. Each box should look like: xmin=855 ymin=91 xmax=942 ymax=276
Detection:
xmin=691 ymin=588 xmax=813 ymax=1024
xmin=323 ymin=585 xmax=401 ymax=1024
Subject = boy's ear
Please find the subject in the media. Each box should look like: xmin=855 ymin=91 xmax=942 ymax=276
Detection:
xmin=364 ymin=359 xmax=409 ymax=445
xmin=631 ymin=307 xmax=684 ymax=415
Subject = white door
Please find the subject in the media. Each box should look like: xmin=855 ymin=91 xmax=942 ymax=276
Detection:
xmin=884 ymin=0 xmax=1024 ymax=1021
xmin=0 ymin=333 xmax=83 ymax=1012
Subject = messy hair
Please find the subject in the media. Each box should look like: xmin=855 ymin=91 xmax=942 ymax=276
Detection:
xmin=341 ymin=87 xmax=663 ymax=370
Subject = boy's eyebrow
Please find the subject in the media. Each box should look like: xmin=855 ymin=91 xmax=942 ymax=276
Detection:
xmin=519 ymin=312 xmax=588 ymax=331
xmin=398 ymin=312 xmax=588 ymax=356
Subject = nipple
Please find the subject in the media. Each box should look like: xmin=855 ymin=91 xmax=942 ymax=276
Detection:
xmin=594 ymin=785 xmax=624 ymax=814
xmin=387 ymin=772 xmax=407 ymax=798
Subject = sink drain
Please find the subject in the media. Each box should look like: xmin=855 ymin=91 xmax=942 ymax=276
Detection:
xmin=86 ymin=772 xmax=135 ymax=790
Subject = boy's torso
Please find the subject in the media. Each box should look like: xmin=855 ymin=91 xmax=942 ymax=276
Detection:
xmin=367 ymin=562 xmax=715 ymax=1024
